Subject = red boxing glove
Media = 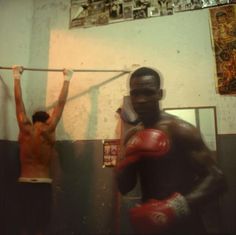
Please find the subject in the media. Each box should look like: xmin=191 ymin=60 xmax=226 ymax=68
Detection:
xmin=129 ymin=193 xmax=190 ymax=234
xmin=125 ymin=129 xmax=170 ymax=159
xmin=116 ymin=129 xmax=170 ymax=172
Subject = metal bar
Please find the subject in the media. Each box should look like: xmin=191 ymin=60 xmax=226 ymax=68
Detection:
xmin=0 ymin=66 xmax=131 ymax=73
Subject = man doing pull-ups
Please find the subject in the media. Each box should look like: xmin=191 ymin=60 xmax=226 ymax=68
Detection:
xmin=12 ymin=65 xmax=73 ymax=235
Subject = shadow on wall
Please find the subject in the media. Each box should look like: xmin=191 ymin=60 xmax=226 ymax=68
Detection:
xmin=46 ymin=71 xmax=128 ymax=140
xmin=46 ymin=72 xmax=128 ymax=111
xmin=0 ymin=140 xmax=118 ymax=235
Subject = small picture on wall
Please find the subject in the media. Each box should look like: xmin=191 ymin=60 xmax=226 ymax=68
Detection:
xmin=133 ymin=7 xmax=148 ymax=19
xmin=96 ymin=11 xmax=110 ymax=25
xmin=202 ymin=0 xmax=229 ymax=8
xmin=109 ymin=1 xmax=124 ymax=21
xmin=123 ymin=4 xmax=133 ymax=19
xmin=103 ymin=139 xmax=120 ymax=167
xmin=158 ymin=0 xmax=174 ymax=16
xmin=147 ymin=6 xmax=160 ymax=17
xmin=173 ymin=0 xmax=202 ymax=12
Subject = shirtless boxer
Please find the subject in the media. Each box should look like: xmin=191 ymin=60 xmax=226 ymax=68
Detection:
xmin=116 ymin=66 xmax=226 ymax=234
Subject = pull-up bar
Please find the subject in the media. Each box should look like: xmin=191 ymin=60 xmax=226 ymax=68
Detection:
xmin=0 ymin=66 xmax=131 ymax=73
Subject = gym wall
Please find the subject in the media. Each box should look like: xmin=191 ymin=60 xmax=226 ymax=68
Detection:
xmin=0 ymin=0 xmax=236 ymax=234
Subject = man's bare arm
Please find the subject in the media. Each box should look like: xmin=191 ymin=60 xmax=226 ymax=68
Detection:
xmin=185 ymin=146 xmax=226 ymax=209
xmin=13 ymin=65 xmax=31 ymax=130
xmin=115 ymin=126 xmax=142 ymax=194
xmin=47 ymin=69 xmax=73 ymax=131
xmin=177 ymin=123 xmax=227 ymax=209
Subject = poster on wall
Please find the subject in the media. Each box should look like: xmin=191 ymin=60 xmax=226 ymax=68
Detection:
xmin=103 ymin=139 xmax=120 ymax=167
xmin=209 ymin=4 xmax=236 ymax=94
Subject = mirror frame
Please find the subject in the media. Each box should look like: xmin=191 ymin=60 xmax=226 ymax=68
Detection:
xmin=164 ymin=106 xmax=218 ymax=160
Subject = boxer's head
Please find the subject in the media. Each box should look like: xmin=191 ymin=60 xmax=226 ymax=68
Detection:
xmin=129 ymin=67 xmax=163 ymax=124
xmin=32 ymin=111 xmax=50 ymax=124
xmin=129 ymin=67 xmax=161 ymax=88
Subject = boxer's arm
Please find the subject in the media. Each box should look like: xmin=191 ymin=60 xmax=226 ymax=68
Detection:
xmin=116 ymin=163 xmax=138 ymax=195
xmin=47 ymin=69 xmax=73 ymax=131
xmin=115 ymin=127 xmax=140 ymax=194
xmin=175 ymin=121 xmax=227 ymax=209
xmin=116 ymin=127 xmax=170 ymax=194
xmin=13 ymin=65 xmax=32 ymax=131
xmin=185 ymin=163 xmax=226 ymax=209
xmin=185 ymin=145 xmax=226 ymax=209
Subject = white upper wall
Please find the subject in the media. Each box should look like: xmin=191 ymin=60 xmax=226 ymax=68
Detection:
xmin=1 ymin=0 xmax=236 ymax=140
xmin=0 ymin=0 xmax=33 ymax=140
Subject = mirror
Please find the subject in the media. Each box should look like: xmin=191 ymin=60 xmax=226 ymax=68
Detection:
xmin=164 ymin=106 xmax=218 ymax=153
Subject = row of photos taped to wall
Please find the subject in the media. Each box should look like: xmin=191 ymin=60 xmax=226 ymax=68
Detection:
xmin=70 ymin=0 xmax=232 ymax=28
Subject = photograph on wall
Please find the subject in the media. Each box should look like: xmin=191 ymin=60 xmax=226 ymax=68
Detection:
xmin=209 ymin=4 xmax=236 ymax=94
xmin=70 ymin=0 xmax=109 ymax=27
xmin=173 ymin=0 xmax=202 ymax=12
xmin=103 ymin=139 xmax=120 ymax=167
xmin=202 ymin=0 xmax=229 ymax=8
xmin=109 ymin=0 xmax=124 ymax=21
xmin=157 ymin=0 xmax=174 ymax=15
xmin=123 ymin=3 xmax=134 ymax=19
